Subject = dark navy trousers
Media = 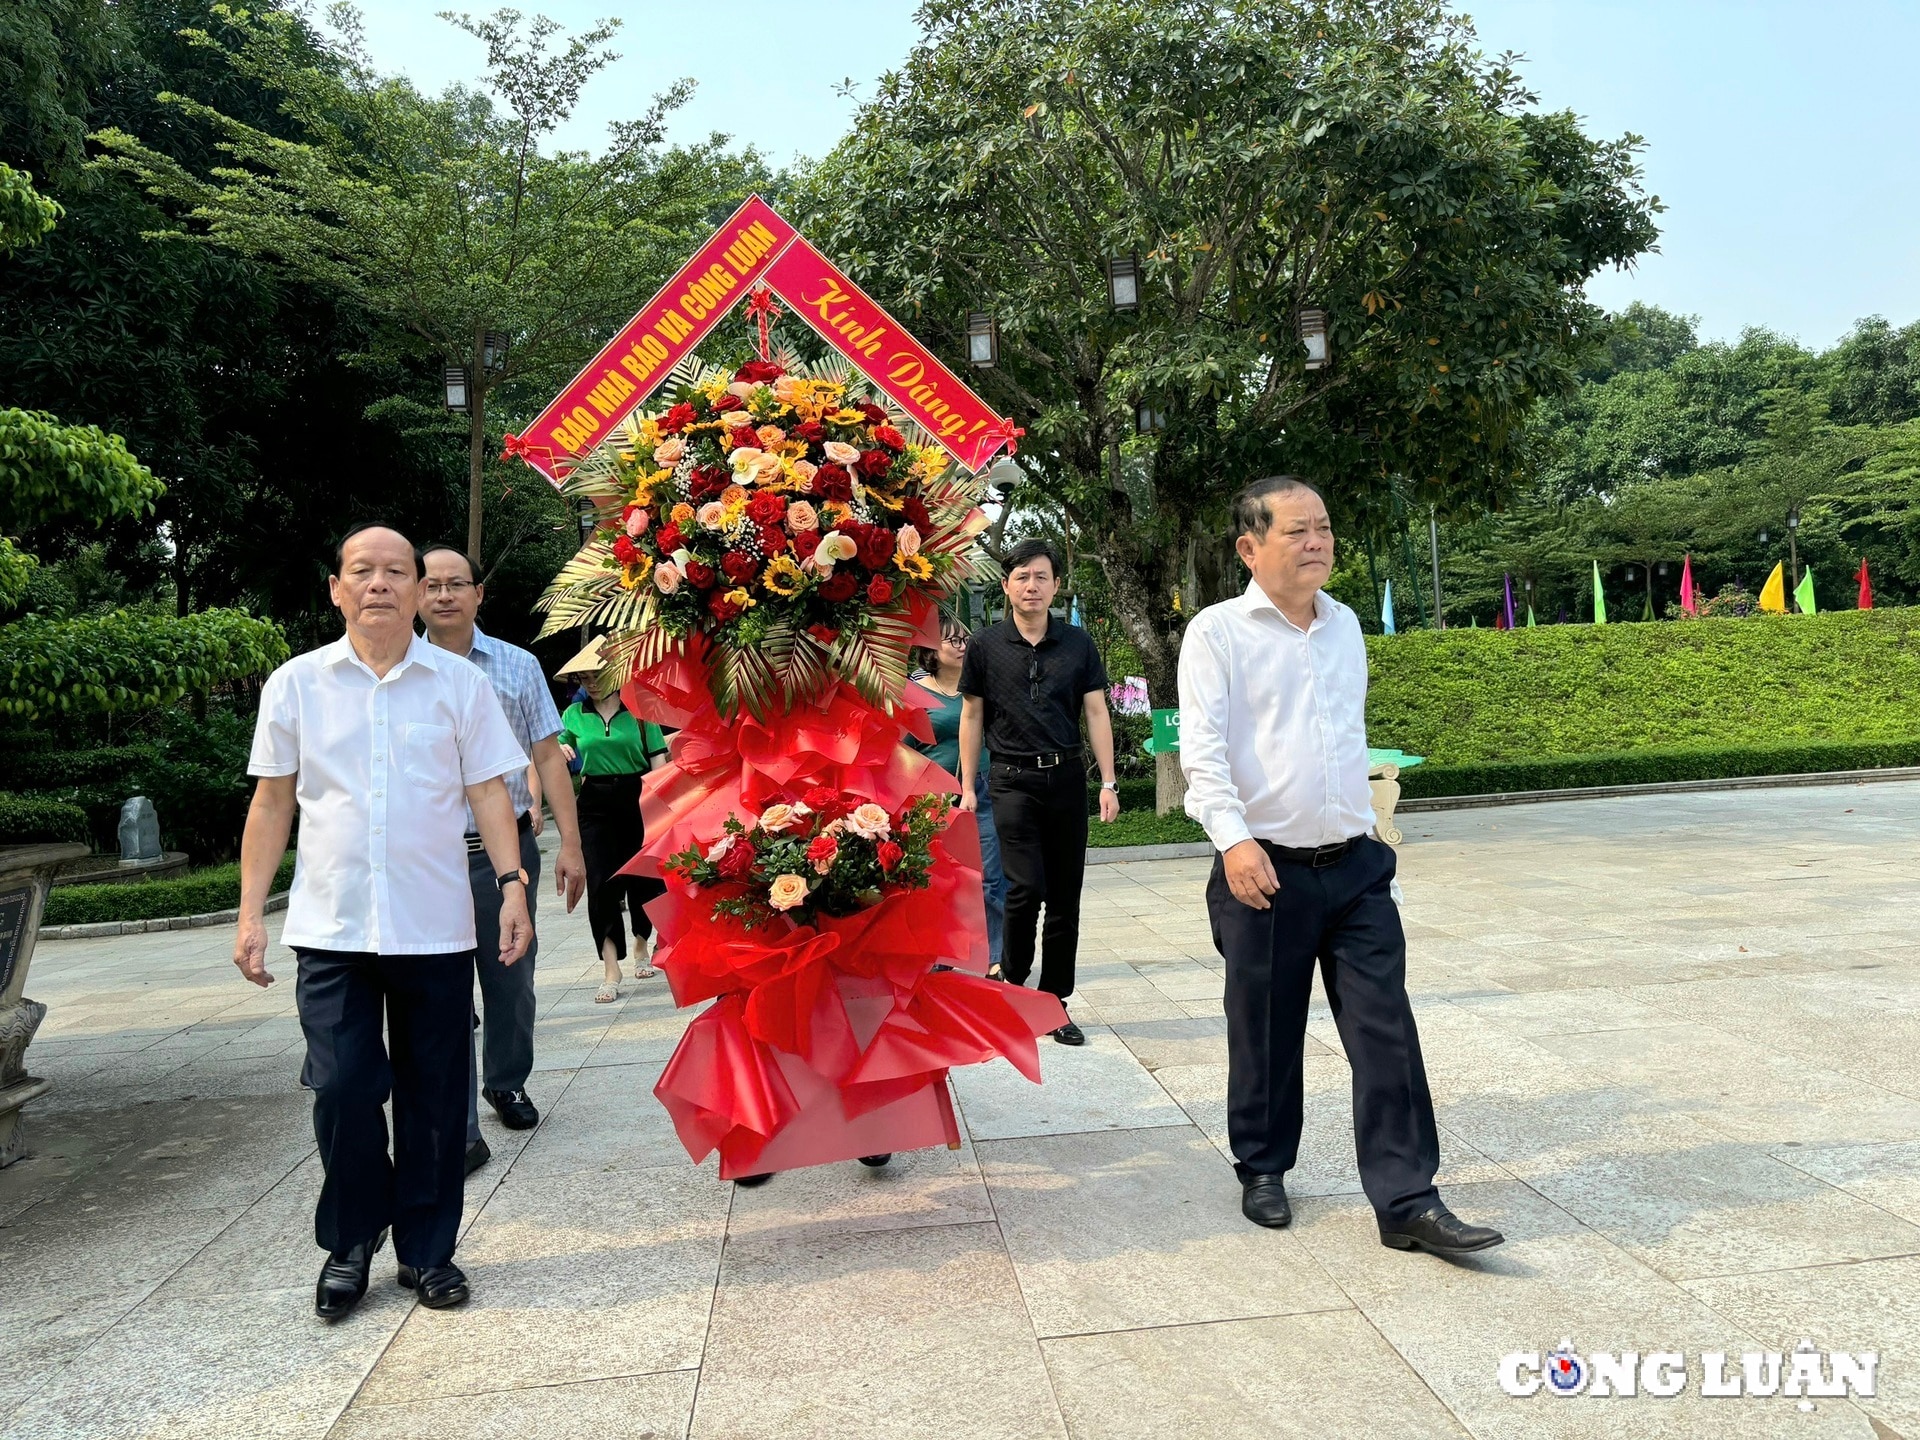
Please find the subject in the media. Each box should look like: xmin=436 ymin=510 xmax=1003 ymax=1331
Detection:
xmin=296 ymin=947 xmax=473 ymax=1267
xmin=1207 ymin=836 xmax=1440 ymax=1222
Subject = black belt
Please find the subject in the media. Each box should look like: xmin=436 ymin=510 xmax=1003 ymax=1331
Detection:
xmin=1264 ymin=837 xmax=1364 ymax=868
xmin=464 ymin=810 xmax=533 ymax=853
xmin=996 ymin=749 xmax=1083 ymax=771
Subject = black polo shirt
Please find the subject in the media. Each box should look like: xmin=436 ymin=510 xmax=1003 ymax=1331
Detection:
xmin=959 ymin=616 xmax=1109 ymax=757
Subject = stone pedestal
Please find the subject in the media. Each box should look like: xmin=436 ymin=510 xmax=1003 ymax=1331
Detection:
xmin=0 ymin=843 xmax=87 ymax=1165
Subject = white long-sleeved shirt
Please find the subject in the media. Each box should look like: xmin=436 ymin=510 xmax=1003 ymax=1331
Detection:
xmin=1178 ymin=581 xmax=1376 ymax=852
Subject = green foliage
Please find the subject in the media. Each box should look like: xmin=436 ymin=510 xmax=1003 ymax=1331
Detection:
xmin=0 ymin=409 xmax=166 ymax=533
xmin=1365 ymin=608 xmax=1920 ymax=764
xmin=0 ymin=535 xmax=33 ymax=608
xmin=0 ymin=163 xmax=61 ymax=253
xmin=1089 ymin=810 xmax=1206 ymax=848
xmin=0 ymin=607 xmax=287 ymax=719
xmin=1399 ymin=740 xmax=1920 ymax=800
xmin=0 ymin=790 xmax=89 ymax=845
xmin=42 ymin=851 xmax=295 ymax=926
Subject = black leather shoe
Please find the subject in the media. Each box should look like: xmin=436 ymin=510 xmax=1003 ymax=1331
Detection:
xmin=464 ymin=1137 xmax=491 ymax=1178
xmin=857 ymin=1154 xmax=892 ymax=1168
xmin=397 ymin=1261 xmax=471 ymax=1308
xmin=1241 ymin=1175 xmax=1292 ymax=1228
xmin=733 ymin=1172 xmax=774 ymax=1187
xmin=1379 ymin=1204 xmax=1504 ymax=1256
xmin=1051 ymin=1018 xmax=1087 ymax=1046
xmin=315 ymin=1228 xmax=387 ymax=1320
xmin=482 ymin=1088 xmax=539 ymax=1130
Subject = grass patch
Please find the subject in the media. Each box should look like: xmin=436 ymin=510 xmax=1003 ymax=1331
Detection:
xmin=1089 ymin=810 xmax=1207 ymax=847
xmin=43 ymin=852 xmax=296 ymax=927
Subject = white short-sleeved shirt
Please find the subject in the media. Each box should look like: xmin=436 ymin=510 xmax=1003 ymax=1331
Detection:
xmin=1178 ymin=582 xmax=1377 ymax=852
xmin=249 ymin=633 xmax=529 ymax=955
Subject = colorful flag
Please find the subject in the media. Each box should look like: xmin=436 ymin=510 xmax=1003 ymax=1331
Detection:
xmin=1069 ymin=598 xmax=1082 ymax=627
xmin=1470 ymin=616 xmax=1479 ymax=628
xmin=1381 ymin=579 xmax=1396 ymax=635
xmin=1758 ymin=562 xmax=1787 ymax=614
xmin=1793 ymin=568 xmax=1816 ymax=615
xmin=1858 ymin=556 xmax=1874 ymax=610
xmin=1526 ymin=605 xmax=1536 ymax=628
xmin=1502 ymin=574 xmax=1517 ymax=630
xmin=1680 ymin=555 xmax=1698 ymax=616
xmin=1591 ymin=561 xmax=1607 ymax=624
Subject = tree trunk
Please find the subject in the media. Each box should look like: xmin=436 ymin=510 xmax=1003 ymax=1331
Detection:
xmin=466 ymin=330 xmax=487 ymax=560
xmin=1097 ymin=537 xmax=1186 ymax=814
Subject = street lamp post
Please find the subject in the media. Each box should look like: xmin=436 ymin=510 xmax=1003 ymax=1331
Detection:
xmin=965 ymin=312 xmax=1000 ymax=368
xmin=1428 ymin=506 xmax=1445 ymax=628
xmin=1297 ymin=307 xmax=1332 ymax=370
xmin=1105 ymin=254 xmax=1141 ymax=312
xmin=443 ymin=364 xmax=471 ymax=414
xmin=1787 ymin=505 xmax=1802 ymax=589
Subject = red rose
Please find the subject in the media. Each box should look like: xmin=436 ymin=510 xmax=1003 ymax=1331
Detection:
xmin=725 ymin=425 xmax=754 ymax=450
xmin=875 ymin=840 xmax=904 ymax=872
xmin=803 ymin=786 xmax=839 ymax=811
xmin=806 ymin=623 xmax=840 ymax=646
xmin=708 ymin=590 xmax=744 ymax=622
xmin=746 ymin=491 xmax=787 ymax=526
xmin=903 ymin=497 xmax=932 ymax=532
xmin=735 ymin=360 xmax=784 ymax=384
xmin=690 ymin=468 xmax=729 ymax=502
xmin=612 ymin=535 xmax=641 ymax=566
xmin=659 ymin=403 xmax=696 ymax=434
xmin=806 ymin=833 xmax=839 ymax=868
xmin=858 ymin=448 xmax=894 ymax=479
xmin=683 ymin=559 xmax=716 ymax=588
xmin=712 ymin=394 xmax=743 ymax=413
xmin=759 ymin=525 xmax=789 ymax=555
xmin=790 ymin=528 xmax=821 ymax=560
xmin=874 ymin=424 xmax=907 ymax=452
xmin=867 ymin=575 xmax=896 ymax=605
xmin=655 ymin=523 xmax=684 ymax=554
xmin=716 ymin=838 xmax=756 ymax=879
xmin=812 ymin=464 xmax=854 ymax=501
xmin=721 ymin=552 xmax=759 ymax=584
xmin=819 ymin=571 xmax=858 ymax=603
xmin=859 ymin=402 xmax=887 ymax=424
xmin=794 ymin=420 xmax=824 ymax=444
xmin=856 ymin=527 xmax=893 ymax=570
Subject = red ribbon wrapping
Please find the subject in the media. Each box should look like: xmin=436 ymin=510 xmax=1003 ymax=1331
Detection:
xmin=626 ymin=648 xmax=1065 ymax=1177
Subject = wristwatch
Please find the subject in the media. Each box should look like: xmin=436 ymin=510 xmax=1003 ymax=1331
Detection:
xmin=496 ymin=867 xmax=529 ymax=891
xmin=1100 ymin=780 xmax=1119 ymax=791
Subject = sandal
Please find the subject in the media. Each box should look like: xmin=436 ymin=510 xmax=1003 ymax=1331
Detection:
xmin=593 ymin=980 xmax=620 ymax=1004
xmin=633 ymin=935 xmax=658 ymax=981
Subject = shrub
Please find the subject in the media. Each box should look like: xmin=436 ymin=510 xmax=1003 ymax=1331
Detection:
xmin=0 ymin=607 xmax=288 ymax=720
xmin=1089 ymin=810 xmax=1207 ymax=847
xmin=42 ymin=852 xmax=296 ymax=926
xmin=1366 ymin=608 xmax=1920 ymax=764
xmin=1399 ymin=739 xmax=1920 ymax=799
xmin=0 ymin=790 xmax=90 ymax=845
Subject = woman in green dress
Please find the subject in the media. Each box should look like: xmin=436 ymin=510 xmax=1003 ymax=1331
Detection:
xmin=559 ymin=672 xmax=671 ymax=1002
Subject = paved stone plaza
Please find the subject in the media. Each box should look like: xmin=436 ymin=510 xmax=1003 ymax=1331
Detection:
xmin=2 ymin=782 xmax=1918 ymax=1438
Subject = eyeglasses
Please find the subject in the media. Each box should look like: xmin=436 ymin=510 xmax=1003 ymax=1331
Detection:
xmin=942 ymin=633 xmax=968 ymax=647
xmin=1028 ymin=654 xmax=1043 ymax=703
xmin=424 ymin=580 xmax=476 ymax=597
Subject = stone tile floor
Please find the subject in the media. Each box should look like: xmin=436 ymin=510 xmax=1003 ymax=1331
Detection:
xmin=3 ymin=783 xmax=1919 ymax=1437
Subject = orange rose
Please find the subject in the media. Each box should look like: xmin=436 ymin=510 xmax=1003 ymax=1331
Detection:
xmin=767 ymin=873 xmax=810 ymax=911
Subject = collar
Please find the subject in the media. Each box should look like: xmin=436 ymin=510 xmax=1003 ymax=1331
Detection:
xmin=1240 ymin=580 xmax=1330 ymax=634
xmin=467 ymin=625 xmax=500 ymax=658
xmin=325 ymin=631 xmax=441 ymax=679
xmin=1005 ymin=614 xmax=1063 ymax=648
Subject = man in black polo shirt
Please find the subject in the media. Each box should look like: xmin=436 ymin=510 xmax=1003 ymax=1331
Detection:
xmin=959 ymin=538 xmax=1121 ymax=1045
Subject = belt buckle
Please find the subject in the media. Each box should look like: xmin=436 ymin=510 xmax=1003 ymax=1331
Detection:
xmin=1310 ymin=842 xmax=1346 ymax=868
xmin=1035 ymin=752 xmax=1060 ymax=769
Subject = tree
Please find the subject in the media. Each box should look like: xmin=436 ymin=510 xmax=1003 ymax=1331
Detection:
xmin=95 ymin=4 xmax=760 ymax=561
xmin=795 ymin=0 xmax=1659 ymax=737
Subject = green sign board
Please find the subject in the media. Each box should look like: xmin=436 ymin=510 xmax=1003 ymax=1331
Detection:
xmin=1144 ymin=707 xmax=1181 ymax=755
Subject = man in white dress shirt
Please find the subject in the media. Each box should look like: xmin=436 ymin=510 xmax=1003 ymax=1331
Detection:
xmin=1179 ymin=477 xmax=1502 ymax=1256
xmin=234 ymin=524 xmax=533 ymax=1319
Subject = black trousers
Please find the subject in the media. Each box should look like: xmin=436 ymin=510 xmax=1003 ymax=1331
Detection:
xmin=296 ymin=947 xmax=474 ymax=1267
xmin=988 ymin=761 xmax=1089 ymax=1000
xmin=466 ymin=826 xmax=542 ymax=1145
xmin=1207 ymin=836 xmax=1440 ymax=1222
xmin=576 ymin=772 xmax=664 ymax=961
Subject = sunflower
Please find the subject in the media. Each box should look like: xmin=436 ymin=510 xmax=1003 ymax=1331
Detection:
xmin=762 ymin=553 xmax=806 ymax=597
xmin=895 ymin=552 xmax=934 ymax=582
xmin=619 ymin=555 xmax=654 ymax=590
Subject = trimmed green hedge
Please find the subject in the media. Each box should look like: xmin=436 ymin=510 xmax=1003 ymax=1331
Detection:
xmin=1090 ymin=810 xmax=1206 ymax=847
xmin=1399 ymin=739 xmax=1920 ymax=799
xmin=42 ymin=852 xmax=296 ymax=927
xmin=1366 ymin=608 xmax=1920 ymax=764
xmin=0 ymin=790 xmax=89 ymax=844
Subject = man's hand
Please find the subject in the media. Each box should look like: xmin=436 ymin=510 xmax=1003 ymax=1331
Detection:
xmin=959 ymin=787 xmax=978 ymax=814
xmin=497 ymin=887 xmax=533 ymax=965
xmin=233 ymin=913 xmax=274 ymax=987
xmin=528 ymin=805 xmax=545 ymax=837
xmin=1098 ymin=785 xmax=1121 ymax=823
xmin=555 ymin=840 xmax=587 ymax=912
xmin=1223 ymin=839 xmax=1281 ymax=910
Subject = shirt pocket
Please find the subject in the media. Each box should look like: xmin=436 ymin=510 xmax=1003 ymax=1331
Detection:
xmin=401 ymin=721 xmax=458 ymax=788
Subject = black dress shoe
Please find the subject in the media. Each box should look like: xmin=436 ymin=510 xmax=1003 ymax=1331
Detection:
xmin=315 ymin=1228 xmax=387 ymax=1320
xmin=857 ymin=1154 xmax=892 ymax=1167
xmin=1240 ymin=1175 xmax=1292 ymax=1228
xmin=397 ymin=1261 xmax=471 ymax=1308
xmin=1051 ymin=1018 xmax=1087 ymax=1046
xmin=482 ymin=1088 xmax=539 ymax=1129
xmin=733 ymin=1172 xmax=773 ymax=1187
xmin=1379 ymin=1204 xmax=1504 ymax=1256
xmin=464 ymin=1137 xmax=491 ymax=1178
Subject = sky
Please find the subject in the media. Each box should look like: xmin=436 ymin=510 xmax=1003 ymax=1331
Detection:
xmin=356 ymin=0 xmax=1920 ymax=350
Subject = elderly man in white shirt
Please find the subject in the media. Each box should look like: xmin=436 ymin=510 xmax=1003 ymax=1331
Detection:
xmin=234 ymin=524 xmax=533 ymax=1321
xmin=1179 ymin=476 xmax=1501 ymax=1257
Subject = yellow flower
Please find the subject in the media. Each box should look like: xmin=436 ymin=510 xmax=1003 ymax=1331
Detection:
xmin=724 ymin=586 xmax=756 ymax=610
xmin=618 ymin=555 xmax=654 ymax=589
xmin=762 ymin=554 xmax=805 ymax=597
xmin=831 ymin=407 xmax=866 ymax=424
xmin=822 ymin=501 xmax=854 ymax=527
xmin=895 ymin=552 xmax=933 ymax=582
xmin=671 ymin=502 xmax=695 ymax=527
